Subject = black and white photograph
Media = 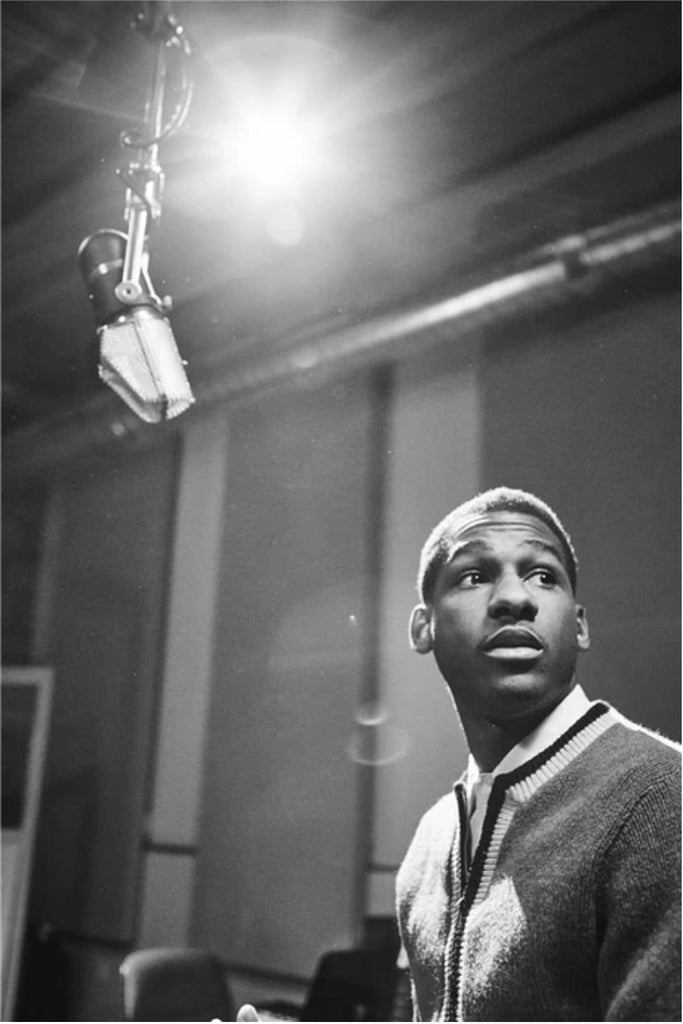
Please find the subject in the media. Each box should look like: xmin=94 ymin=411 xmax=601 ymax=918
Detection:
xmin=2 ymin=2 xmax=680 ymax=1021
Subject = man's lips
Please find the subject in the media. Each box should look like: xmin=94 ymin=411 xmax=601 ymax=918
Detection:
xmin=482 ymin=626 xmax=544 ymax=661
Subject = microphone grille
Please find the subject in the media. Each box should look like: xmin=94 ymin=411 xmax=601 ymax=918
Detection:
xmin=98 ymin=308 xmax=195 ymax=423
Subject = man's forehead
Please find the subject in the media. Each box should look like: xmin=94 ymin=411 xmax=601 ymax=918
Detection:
xmin=445 ymin=511 xmax=563 ymax=554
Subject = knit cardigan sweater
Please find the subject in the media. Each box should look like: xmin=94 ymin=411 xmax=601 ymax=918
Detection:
xmin=396 ymin=703 xmax=681 ymax=1022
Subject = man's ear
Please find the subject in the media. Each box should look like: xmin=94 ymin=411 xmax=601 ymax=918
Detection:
xmin=576 ymin=605 xmax=590 ymax=651
xmin=409 ymin=604 xmax=433 ymax=654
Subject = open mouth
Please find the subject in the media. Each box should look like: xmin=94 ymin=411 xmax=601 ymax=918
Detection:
xmin=482 ymin=627 xmax=543 ymax=662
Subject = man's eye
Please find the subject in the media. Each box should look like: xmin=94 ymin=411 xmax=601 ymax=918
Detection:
xmin=458 ymin=570 xmax=485 ymax=587
xmin=528 ymin=568 xmax=557 ymax=586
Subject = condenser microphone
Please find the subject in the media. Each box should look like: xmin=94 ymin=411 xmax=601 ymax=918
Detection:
xmin=78 ymin=229 xmax=194 ymax=423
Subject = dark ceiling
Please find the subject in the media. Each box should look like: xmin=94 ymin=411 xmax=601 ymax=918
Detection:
xmin=2 ymin=1 xmax=680 ymax=441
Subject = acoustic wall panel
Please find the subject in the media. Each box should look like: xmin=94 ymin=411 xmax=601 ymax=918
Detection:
xmin=194 ymin=374 xmax=380 ymax=978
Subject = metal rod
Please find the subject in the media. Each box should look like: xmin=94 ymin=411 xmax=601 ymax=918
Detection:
xmin=118 ymin=39 xmax=168 ymax=301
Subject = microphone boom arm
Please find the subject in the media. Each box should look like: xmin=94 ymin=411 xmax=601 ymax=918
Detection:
xmin=116 ymin=2 xmax=192 ymax=306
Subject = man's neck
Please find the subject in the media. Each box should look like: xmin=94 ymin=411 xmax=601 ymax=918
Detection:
xmin=461 ymin=685 xmax=577 ymax=773
xmin=464 ymin=715 xmax=541 ymax=773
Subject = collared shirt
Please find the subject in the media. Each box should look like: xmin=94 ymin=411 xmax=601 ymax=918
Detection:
xmin=465 ymin=685 xmax=593 ymax=855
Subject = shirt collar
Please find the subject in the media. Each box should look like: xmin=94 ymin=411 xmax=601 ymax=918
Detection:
xmin=466 ymin=684 xmax=592 ymax=801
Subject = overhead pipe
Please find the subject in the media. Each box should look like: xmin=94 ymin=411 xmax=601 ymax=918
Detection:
xmin=4 ymin=198 xmax=679 ymax=483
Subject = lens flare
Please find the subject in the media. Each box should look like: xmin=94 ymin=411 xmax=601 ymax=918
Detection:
xmin=227 ymin=107 xmax=323 ymax=199
xmin=347 ymin=703 xmax=411 ymax=766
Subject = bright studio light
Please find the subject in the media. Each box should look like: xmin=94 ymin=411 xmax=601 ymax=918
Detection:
xmin=229 ymin=108 xmax=322 ymax=198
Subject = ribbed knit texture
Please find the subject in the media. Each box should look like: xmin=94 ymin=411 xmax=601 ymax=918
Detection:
xmin=396 ymin=704 xmax=681 ymax=1022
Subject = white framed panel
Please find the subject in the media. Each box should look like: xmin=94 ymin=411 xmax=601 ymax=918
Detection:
xmin=2 ymin=666 xmax=53 ymax=1021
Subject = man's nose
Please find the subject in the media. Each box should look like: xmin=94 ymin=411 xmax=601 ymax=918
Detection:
xmin=488 ymin=571 xmax=538 ymax=620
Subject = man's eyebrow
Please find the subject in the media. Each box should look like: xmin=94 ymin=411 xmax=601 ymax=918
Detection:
xmin=522 ymin=539 xmax=565 ymax=561
xmin=447 ymin=539 xmax=492 ymax=561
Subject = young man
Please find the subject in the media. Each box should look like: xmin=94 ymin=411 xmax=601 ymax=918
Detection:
xmin=397 ymin=486 xmax=681 ymax=1022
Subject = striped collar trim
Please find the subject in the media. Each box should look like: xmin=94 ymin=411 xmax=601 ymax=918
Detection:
xmin=503 ymin=700 xmax=613 ymax=802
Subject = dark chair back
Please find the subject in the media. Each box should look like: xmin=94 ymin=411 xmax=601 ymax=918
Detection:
xmin=301 ymin=948 xmax=398 ymax=1022
xmin=119 ymin=947 xmax=235 ymax=1022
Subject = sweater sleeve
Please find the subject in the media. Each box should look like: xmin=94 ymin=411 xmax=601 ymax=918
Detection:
xmin=597 ymin=764 xmax=681 ymax=1022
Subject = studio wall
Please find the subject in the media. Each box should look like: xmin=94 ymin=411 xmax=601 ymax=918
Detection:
xmin=27 ymin=442 xmax=178 ymax=941
xmin=193 ymin=374 xmax=385 ymax=978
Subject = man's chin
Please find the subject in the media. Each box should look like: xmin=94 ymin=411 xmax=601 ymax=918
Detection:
xmin=486 ymin=672 xmax=570 ymax=719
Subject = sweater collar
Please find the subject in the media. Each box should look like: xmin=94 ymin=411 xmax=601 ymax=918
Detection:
xmin=466 ymin=685 xmax=593 ymax=802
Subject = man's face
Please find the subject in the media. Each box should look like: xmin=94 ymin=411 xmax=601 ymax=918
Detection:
xmin=410 ymin=511 xmax=589 ymax=725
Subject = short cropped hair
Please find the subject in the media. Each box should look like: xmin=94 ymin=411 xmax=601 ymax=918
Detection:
xmin=417 ymin=487 xmax=579 ymax=603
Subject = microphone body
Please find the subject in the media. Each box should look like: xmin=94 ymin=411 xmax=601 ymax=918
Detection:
xmin=78 ymin=229 xmax=194 ymax=423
